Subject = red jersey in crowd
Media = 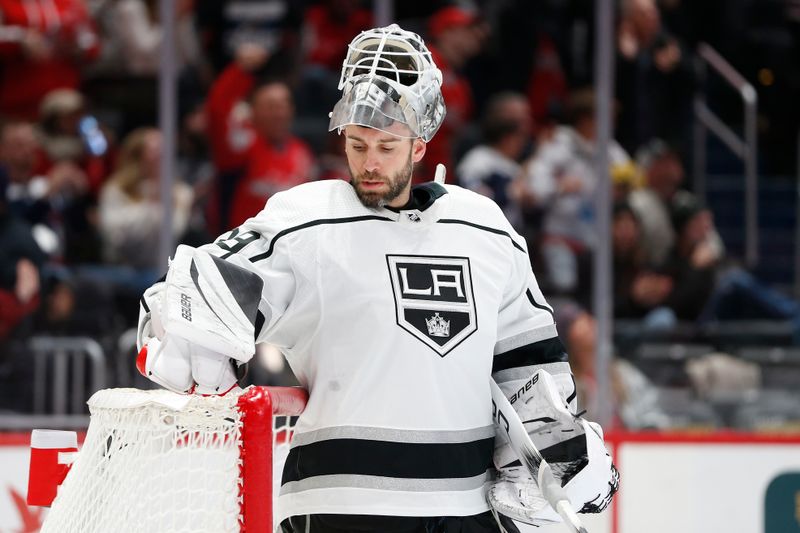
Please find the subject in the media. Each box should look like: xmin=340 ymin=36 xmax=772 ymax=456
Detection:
xmin=228 ymin=137 xmax=314 ymax=228
xmin=303 ymin=4 xmax=373 ymax=72
xmin=0 ymin=0 xmax=99 ymax=119
xmin=206 ymin=63 xmax=315 ymax=231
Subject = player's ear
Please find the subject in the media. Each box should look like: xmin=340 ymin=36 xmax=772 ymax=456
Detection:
xmin=411 ymin=138 xmax=426 ymax=163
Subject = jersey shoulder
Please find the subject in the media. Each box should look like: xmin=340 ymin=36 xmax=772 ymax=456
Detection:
xmin=246 ymin=179 xmax=372 ymax=232
xmin=442 ymin=184 xmax=515 ymax=230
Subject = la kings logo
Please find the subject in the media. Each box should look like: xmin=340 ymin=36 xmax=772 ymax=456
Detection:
xmin=386 ymin=255 xmax=477 ymax=357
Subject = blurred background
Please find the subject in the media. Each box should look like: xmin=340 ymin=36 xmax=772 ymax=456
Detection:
xmin=0 ymin=0 xmax=799 ymax=531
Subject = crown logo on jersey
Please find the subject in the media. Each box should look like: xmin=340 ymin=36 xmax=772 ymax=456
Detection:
xmin=426 ymin=313 xmax=450 ymax=337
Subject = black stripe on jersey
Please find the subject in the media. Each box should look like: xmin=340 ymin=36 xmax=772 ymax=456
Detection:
xmin=249 ymin=215 xmax=394 ymax=262
xmin=436 ymin=219 xmax=526 ymax=253
xmin=281 ymin=437 xmax=494 ymax=483
xmin=254 ymin=310 xmax=266 ymax=339
xmin=566 ymin=374 xmax=577 ymax=405
xmin=526 ymin=288 xmax=554 ymax=318
xmin=491 ymin=336 xmax=568 ymax=373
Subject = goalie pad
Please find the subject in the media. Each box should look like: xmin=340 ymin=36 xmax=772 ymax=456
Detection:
xmin=162 ymin=245 xmax=263 ymax=363
xmin=489 ymin=369 xmax=618 ymax=529
xmin=135 ymin=245 xmax=263 ymax=394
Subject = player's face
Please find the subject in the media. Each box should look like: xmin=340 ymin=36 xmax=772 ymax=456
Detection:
xmin=344 ymin=125 xmax=426 ymax=208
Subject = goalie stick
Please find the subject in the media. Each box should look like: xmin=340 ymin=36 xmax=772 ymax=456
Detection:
xmin=436 ymin=162 xmax=587 ymax=532
xmin=490 ymin=378 xmax=588 ymax=533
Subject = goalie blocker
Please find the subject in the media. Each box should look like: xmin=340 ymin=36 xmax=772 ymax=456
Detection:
xmin=489 ymin=369 xmax=619 ymax=531
xmin=136 ymin=245 xmax=262 ymax=395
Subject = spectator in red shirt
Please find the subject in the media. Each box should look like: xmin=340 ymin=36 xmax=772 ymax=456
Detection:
xmin=206 ymin=43 xmax=316 ymax=232
xmin=418 ymin=6 xmax=485 ymax=183
xmin=0 ymin=0 xmax=99 ymax=120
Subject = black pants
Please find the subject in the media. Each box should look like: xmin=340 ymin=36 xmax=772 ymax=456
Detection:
xmin=280 ymin=511 xmax=510 ymax=533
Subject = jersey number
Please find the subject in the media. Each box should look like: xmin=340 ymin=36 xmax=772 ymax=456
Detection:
xmin=216 ymin=229 xmax=261 ymax=258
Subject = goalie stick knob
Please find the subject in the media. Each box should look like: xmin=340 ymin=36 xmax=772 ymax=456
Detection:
xmin=434 ymin=163 xmax=446 ymax=184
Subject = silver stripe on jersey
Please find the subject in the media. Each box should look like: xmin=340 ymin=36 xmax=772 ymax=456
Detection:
xmin=491 ymin=361 xmax=572 ymax=383
xmin=493 ymin=324 xmax=558 ymax=355
xmin=291 ymin=425 xmax=496 ymax=447
xmin=281 ymin=471 xmax=492 ymax=495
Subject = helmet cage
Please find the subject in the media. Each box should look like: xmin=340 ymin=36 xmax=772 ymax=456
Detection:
xmin=329 ymin=24 xmax=445 ymax=142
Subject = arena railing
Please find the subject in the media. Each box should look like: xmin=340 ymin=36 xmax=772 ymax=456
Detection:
xmin=693 ymin=42 xmax=759 ymax=266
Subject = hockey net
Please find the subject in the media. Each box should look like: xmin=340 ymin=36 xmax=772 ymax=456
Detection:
xmin=40 ymin=386 xmax=307 ymax=533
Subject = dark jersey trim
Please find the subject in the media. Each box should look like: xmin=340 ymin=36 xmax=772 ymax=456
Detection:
xmin=526 ymin=288 xmax=554 ymax=318
xmin=384 ymin=182 xmax=448 ymax=213
xmin=249 ymin=215 xmax=394 ymax=262
xmin=254 ymin=310 xmax=266 ymax=339
xmin=566 ymin=375 xmax=577 ymax=405
xmin=436 ymin=219 xmax=526 ymax=253
xmin=281 ymin=437 xmax=494 ymax=483
xmin=491 ymin=336 xmax=569 ymax=373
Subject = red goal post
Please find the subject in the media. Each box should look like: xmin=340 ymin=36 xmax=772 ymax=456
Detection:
xmin=240 ymin=386 xmax=308 ymax=531
xmin=39 ymin=386 xmax=308 ymax=533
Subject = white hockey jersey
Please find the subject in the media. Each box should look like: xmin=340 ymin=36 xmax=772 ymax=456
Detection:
xmin=197 ymin=179 xmax=572 ymax=522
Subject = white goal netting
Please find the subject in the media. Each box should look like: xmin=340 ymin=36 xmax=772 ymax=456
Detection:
xmin=40 ymin=387 xmax=304 ymax=533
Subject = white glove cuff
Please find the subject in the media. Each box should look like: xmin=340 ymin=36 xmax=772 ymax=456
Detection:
xmin=143 ymin=336 xmax=194 ymax=393
xmin=192 ymin=346 xmax=240 ymax=395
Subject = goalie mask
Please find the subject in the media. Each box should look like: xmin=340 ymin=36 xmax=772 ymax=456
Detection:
xmin=329 ymin=24 xmax=446 ymax=142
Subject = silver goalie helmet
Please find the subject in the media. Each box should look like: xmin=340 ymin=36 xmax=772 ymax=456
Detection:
xmin=328 ymin=24 xmax=446 ymax=142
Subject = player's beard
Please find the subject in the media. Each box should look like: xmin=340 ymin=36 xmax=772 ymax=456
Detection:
xmin=349 ymin=151 xmax=413 ymax=208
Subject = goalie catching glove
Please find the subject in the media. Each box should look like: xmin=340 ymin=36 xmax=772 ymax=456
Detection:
xmin=489 ymin=369 xmax=619 ymax=531
xmin=136 ymin=245 xmax=264 ymax=395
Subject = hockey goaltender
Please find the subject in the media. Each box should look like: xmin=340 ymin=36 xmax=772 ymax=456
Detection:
xmin=135 ymin=23 xmax=619 ymax=533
